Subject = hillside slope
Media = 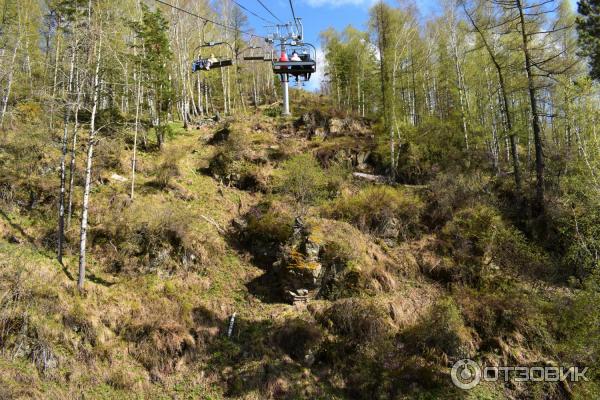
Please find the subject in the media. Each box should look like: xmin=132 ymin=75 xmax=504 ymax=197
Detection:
xmin=0 ymin=97 xmax=598 ymax=400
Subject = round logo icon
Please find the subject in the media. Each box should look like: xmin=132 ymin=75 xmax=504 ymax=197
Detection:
xmin=451 ymin=359 xmax=481 ymax=390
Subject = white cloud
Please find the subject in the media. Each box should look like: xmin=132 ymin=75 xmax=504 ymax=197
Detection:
xmin=304 ymin=47 xmax=326 ymax=92
xmin=303 ymin=0 xmax=374 ymax=8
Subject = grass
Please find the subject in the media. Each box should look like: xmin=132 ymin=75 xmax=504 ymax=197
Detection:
xmin=0 ymin=101 xmax=591 ymax=399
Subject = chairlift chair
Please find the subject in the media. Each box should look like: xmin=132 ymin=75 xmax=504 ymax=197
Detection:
xmin=242 ymin=47 xmax=267 ymax=61
xmin=272 ymin=42 xmax=316 ymax=82
xmin=191 ymin=41 xmax=234 ymax=73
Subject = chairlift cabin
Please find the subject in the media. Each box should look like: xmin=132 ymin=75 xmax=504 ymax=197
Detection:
xmin=272 ymin=43 xmax=317 ymax=82
xmin=191 ymin=41 xmax=234 ymax=73
xmin=242 ymin=46 xmax=269 ymax=61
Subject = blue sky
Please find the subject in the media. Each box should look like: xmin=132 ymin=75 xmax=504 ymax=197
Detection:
xmin=239 ymin=0 xmax=579 ymax=90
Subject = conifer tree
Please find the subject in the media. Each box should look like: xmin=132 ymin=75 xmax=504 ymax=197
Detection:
xmin=132 ymin=4 xmax=172 ymax=149
xmin=577 ymin=0 xmax=600 ymax=81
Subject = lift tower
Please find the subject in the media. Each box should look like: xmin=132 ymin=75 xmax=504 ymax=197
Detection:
xmin=266 ymin=21 xmax=303 ymax=116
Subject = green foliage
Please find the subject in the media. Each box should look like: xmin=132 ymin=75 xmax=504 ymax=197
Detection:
xmin=438 ymin=204 xmax=550 ymax=285
xmin=319 ymin=298 xmax=393 ymax=343
xmin=273 ymin=318 xmax=323 ymax=361
xmin=131 ymin=4 xmax=173 ymax=147
xmin=91 ymin=201 xmax=212 ymax=274
xmin=153 ymin=148 xmax=183 ymax=188
xmin=550 ymin=179 xmax=600 ymax=279
xmin=403 ymin=297 xmax=474 ymax=360
xmin=456 ymin=285 xmax=554 ymax=352
xmin=577 ymin=0 xmax=600 ymax=81
xmin=244 ymin=201 xmax=294 ymax=245
xmin=273 ymin=154 xmax=330 ymax=205
xmin=557 ymin=271 xmax=600 ymax=397
xmin=322 ymin=185 xmax=423 ymax=239
xmin=14 ymin=101 xmax=43 ymax=124
xmin=208 ymin=125 xmax=276 ymax=191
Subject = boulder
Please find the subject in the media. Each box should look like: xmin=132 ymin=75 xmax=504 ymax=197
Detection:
xmin=328 ymin=118 xmax=344 ymax=136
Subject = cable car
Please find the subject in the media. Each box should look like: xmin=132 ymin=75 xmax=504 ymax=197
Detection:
xmin=271 ymin=43 xmax=316 ymax=82
xmin=191 ymin=41 xmax=234 ymax=73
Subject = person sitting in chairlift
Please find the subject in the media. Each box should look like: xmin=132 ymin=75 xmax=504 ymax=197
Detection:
xmin=205 ymin=53 xmax=219 ymax=70
xmin=290 ymin=51 xmax=301 ymax=62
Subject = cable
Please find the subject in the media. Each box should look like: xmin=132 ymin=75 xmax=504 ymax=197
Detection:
xmin=255 ymin=0 xmax=283 ymax=23
xmin=153 ymin=0 xmax=266 ymax=39
xmin=288 ymin=0 xmax=297 ymax=24
xmin=231 ymin=0 xmax=275 ymax=25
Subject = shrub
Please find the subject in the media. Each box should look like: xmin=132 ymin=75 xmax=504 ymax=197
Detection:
xmin=318 ymin=299 xmax=393 ymax=343
xmin=153 ymin=149 xmax=183 ymax=188
xmin=457 ymin=286 xmax=552 ymax=348
xmin=208 ymin=128 xmax=274 ymax=191
xmin=436 ymin=204 xmax=550 ymax=285
xmin=96 ymin=138 xmax=125 ymax=173
xmin=122 ymin=315 xmax=195 ymax=375
xmin=322 ymin=185 xmax=423 ymax=239
xmin=14 ymin=101 xmax=44 ymax=125
xmin=273 ymin=154 xmax=329 ymax=205
xmin=91 ymin=202 xmax=213 ymax=274
xmin=240 ymin=200 xmax=295 ymax=266
xmin=402 ymin=297 xmax=474 ymax=361
xmin=424 ymin=171 xmax=490 ymax=228
xmin=556 ymin=272 xmax=600 ymax=398
xmin=244 ymin=200 xmax=294 ymax=245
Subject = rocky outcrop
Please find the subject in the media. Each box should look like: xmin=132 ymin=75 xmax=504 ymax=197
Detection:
xmin=273 ymin=217 xmax=325 ymax=303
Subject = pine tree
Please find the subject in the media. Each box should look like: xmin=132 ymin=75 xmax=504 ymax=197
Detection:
xmin=577 ymin=0 xmax=600 ymax=81
xmin=132 ymin=4 xmax=172 ymax=149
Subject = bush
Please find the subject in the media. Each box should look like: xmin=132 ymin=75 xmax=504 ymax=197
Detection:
xmin=153 ymin=149 xmax=183 ymax=188
xmin=14 ymin=101 xmax=44 ymax=125
xmin=402 ymin=297 xmax=474 ymax=361
xmin=424 ymin=171 xmax=490 ymax=228
xmin=240 ymin=200 xmax=295 ymax=266
xmin=457 ymin=286 xmax=552 ymax=347
xmin=96 ymin=138 xmax=125 ymax=173
xmin=322 ymin=185 xmax=423 ymax=240
xmin=556 ymin=272 xmax=600 ymax=398
xmin=318 ymin=299 xmax=393 ymax=343
xmin=436 ymin=204 xmax=550 ymax=285
xmin=91 ymin=202 xmax=213 ymax=274
xmin=273 ymin=154 xmax=329 ymax=205
xmin=208 ymin=128 xmax=274 ymax=191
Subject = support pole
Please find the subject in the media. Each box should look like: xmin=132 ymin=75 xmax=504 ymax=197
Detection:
xmin=280 ymin=40 xmax=290 ymax=116
xmin=282 ymin=73 xmax=290 ymax=116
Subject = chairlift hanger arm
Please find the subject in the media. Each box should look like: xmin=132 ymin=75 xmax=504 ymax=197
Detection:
xmin=192 ymin=41 xmax=234 ymax=58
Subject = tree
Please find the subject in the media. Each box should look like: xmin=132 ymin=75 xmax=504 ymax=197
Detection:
xmin=370 ymin=2 xmax=396 ymax=179
xmin=464 ymin=2 xmax=522 ymax=192
xmin=132 ymin=4 xmax=172 ymax=149
xmin=78 ymin=35 xmax=102 ymax=292
xmin=577 ymin=0 xmax=600 ymax=81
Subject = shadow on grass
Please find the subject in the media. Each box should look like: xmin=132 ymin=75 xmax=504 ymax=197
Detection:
xmin=0 ymin=208 xmax=37 ymax=246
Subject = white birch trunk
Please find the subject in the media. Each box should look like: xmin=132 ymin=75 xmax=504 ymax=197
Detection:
xmin=78 ymin=39 xmax=102 ymax=291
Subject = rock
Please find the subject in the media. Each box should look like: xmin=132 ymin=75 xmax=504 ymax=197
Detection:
xmin=356 ymin=151 xmax=371 ymax=170
xmin=232 ymin=217 xmax=248 ymax=232
xmin=352 ymin=172 xmax=387 ymax=183
xmin=314 ymin=127 xmax=326 ymax=138
xmin=380 ymin=217 xmax=400 ymax=240
xmin=109 ymin=173 xmax=128 ymax=182
xmin=304 ymin=351 xmax=315 ymax=367
xmin=7 ymin=235 xmax=22 ymax=244
xmin=328 ymin=118 xmax=344 ymax=136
